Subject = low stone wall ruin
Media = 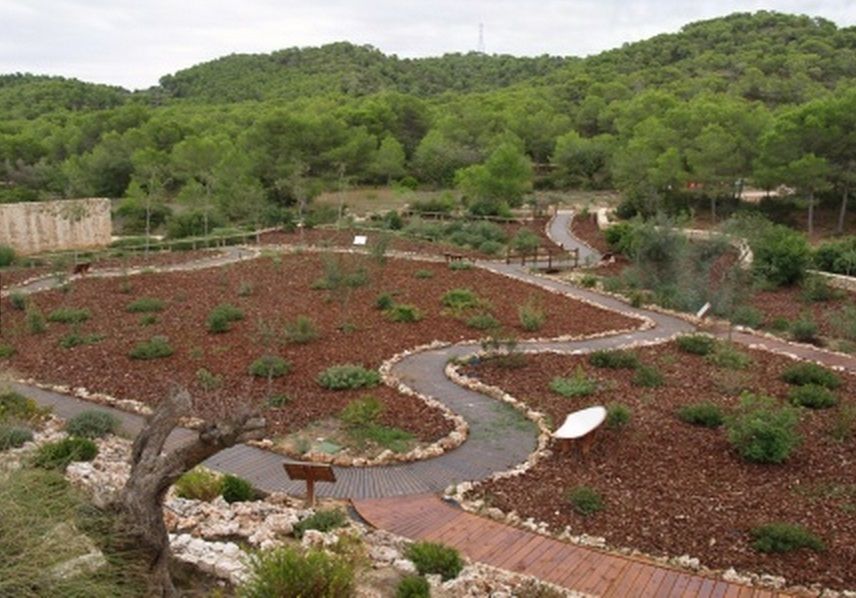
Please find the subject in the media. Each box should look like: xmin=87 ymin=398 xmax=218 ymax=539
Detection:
xmin=0 ymin=198 xmax=112 ymax=255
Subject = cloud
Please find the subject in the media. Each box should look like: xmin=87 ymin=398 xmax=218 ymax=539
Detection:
xmin=0 ymin=0 xmax=854 ymax=89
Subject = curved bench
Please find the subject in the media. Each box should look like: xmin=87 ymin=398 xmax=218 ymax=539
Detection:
xmin=553 ymin=405 xmax=606 ymax=456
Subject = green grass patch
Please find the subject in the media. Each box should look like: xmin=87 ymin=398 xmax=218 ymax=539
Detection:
xmin=549 ymin=367 xmax=598 ymax=398
xmin=126 ymin=297 xmax=165 ymax=313
xmin=677 ymin=402 xmax=725 ymax=428
xmin=129 ymin=336 xmax=173 ymax=360
xmin=47 ymin=308 xmax=90 ymax=324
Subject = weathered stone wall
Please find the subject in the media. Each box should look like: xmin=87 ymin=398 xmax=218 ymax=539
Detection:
xmin=0 ymin=198 xmax=112 ymax=255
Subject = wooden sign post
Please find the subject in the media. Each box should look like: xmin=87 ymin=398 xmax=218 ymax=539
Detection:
xmin=283 ymin=462 xmax=336 ymax=507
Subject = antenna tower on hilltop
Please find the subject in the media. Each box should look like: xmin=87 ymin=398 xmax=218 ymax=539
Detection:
xmin=478 ymin=22 xmax=485 ymax=54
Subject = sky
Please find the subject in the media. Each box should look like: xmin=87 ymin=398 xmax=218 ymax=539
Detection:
xmin=1 ymin=0 xmax=855 ymax=90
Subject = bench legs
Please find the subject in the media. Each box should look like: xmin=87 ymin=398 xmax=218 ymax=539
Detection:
xmin=556 ymin=429 xmax=599 ymax=458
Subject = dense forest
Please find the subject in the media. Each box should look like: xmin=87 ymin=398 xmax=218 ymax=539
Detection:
xmin=1 ymin=11 xmax=855 ymax=236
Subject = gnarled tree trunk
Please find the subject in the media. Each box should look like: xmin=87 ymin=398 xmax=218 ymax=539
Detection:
xmin=118 ymin=390 xmax=265 ymax=596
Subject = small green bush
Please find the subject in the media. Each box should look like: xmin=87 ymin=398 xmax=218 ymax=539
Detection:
xmin=405 ymin=541 xmax=463 ymax=581
xmin=781 ymin=362 xmax=841 ymax=389
xmin=751 ymin=223 xmax=811 ymax=287
xmin=238 ymin=281 xmax=254 ymax=297
xmin=706 ymin=343 xmax=751 ymax=370
xmin=677 ymin=402 xmax=725 ymax=428
xmin=414 ymin=269 xmax=434 ymax=279
xmin=726 ymin=393 xmax=801 ymax=464
xmin=284 ymin=315 xmax=319 ymax=344
xmin=801 ymin=275 xmax=839 ymax=303
xmin=174 ymin=467 xmax=223 ymax=501
xmin=66 ymin=410 xmax=119 ymax=438
xmin=0 ymin=344 xmax=15 ymax=358
xmin=375 ymin=292 xmax=395 ymax=310
xmin=606 ymin=403 xmax=631 ymax=429
xmin=196 ymin=367 xmax=222 ymax=391
xmin=0 ymin=391 xmax=48 ymax=423
xmin=830 ymin=404 xmax=856 ymax=441
xmin=549 ymin=367 xmax=598 ymax=398
xmin=466 ymin=312 xmax=500 ymax=331
xmin=441 ymin=288 xmax=482 ymax=312
xmin=518 ymin=297 xmax=546 ymax=332
xmin=750 ymin=523 xmax=825 ymax=553
xmin=341 ymin=397 xmax=383 ymax=427
xmin=731 ymin=305 xmax=764 ymax=328
xmin=566 ymin=485 xmax=604 ymax=516
xmin=0 ymin=244 xmax=16 ymax=267
xmin=47 ymin=308 xmax=90 ymax=324
xmin=267 ymin=394 xmax=291 ymax=408
xmin=769 ymin=316 xmax=790 ymax=332
xmin=249 ymin=355 xmax=291 ymax=378
xmin=139 ymin=314 xmax=157 ymax=326
xmin=676 ymin=334 xmax=716 ymax=356
xmin=478 ymin=240 xmax=504 ymax=255
xmin=579 ymin=274 xmax=598 ymax=288
xmin=33 ymin=437 xmax=97 ymax=469
xmin=788 ymin=384 xmax=837 ymax=409
xmin=239 ymin=545 xmax=354 ymax=598
xmin=632 ymin=364 xmax=664 ymax=388
xmin=448 ymin=261 xmax=472 ymax=271
xmin=126 ymin=297 xmax=165 ymax=313
xmin=221 ymin=474 xmax=255 ymax=503
xmin=293 ymin=509 xmax=348 ymax=539
xmin=26 ymin=306 xmax=46 ymax=334
xmin=0 ymin=426 xmax=33 ymax=450
xmin=386 ymin=303 xmax=424 ymax=323
xmin=589 ymin=349 xmax=640 ymax=369
xmin=207 ymin=303 xmax=244 ymax=333
xmin=318 ymin=364 xmax=381 ymax=390
xmin=396 ymin=574 xmax=431 ymax=598
xmin=790 ymin=317 xmax=818 ymax=343
xmin=510 ymin=229 xmax=541 ymax=253
xmin=9 ymin=292 xmax=26 ymax=311
xmin=129 ymin=336 xmax=174 ymax=360
xmin=59 ymin=330 xmax=104 ymax=349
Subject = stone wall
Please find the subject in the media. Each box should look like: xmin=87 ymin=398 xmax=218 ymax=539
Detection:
xmin=0 ymin=198 xmax=112 ymax=255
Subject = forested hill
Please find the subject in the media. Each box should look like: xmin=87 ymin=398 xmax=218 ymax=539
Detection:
xmin=0 ymin=74 xmax=128 ymax=120
xmin=156 ymin=42 xmax=570 ymax=102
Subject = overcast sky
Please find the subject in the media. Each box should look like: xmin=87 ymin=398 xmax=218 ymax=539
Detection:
xmin=1 ymin=0 xmax=854 ymax=90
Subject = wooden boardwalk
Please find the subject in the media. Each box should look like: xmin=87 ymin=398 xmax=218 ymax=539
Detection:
xmin=353 ymin=494 xmax=796 ymax=598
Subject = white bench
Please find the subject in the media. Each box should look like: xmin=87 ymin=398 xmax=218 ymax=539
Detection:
xmin=553 ymin=405 xmax=606 ymax=456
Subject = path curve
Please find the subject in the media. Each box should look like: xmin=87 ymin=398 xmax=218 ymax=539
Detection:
xmin=549 ymin=209 xmax=601 ymax=264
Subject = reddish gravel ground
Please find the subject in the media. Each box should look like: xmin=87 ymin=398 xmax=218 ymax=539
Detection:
xmin=749 ymin=285 xmax=856 ymax=340
xmin=570 ymin=213 xmax=611 ymax=255
xmin=0 ymin=253 xmax=638 ymax=443
xmin=463 ymin=343 xmax=856 ymax=590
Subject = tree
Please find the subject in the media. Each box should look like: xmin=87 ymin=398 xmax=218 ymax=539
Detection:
xmin=370 ymin=135 xmax=406 ymax=183
xmin=171 ymin=136 xmax=230 ymax=238
xmin=118 ymin=389 xmax=264 ymax=596
xmin=784 ymin=153 xmax=831 ymax=236
xmin=455 ymin=142 xmax=532 ymax=216
xmin=686 ymin=124 xmax=743 ymax=222
xmin=130 ymin=148 xmax=170 ymax=255
xmin=551 ymin=131 xmax=613 ymax=189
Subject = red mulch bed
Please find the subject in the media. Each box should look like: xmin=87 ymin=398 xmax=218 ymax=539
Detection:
xmin=462 ymin=343 xmax=856 ymax=590
xmin=570 ymin=214 xmax=611 ymax=254
xmin=749 ymin=285 xmax=856 ymax=340
xmin=1 ymin=253 xmax=638 ymax=443
xmin=1 ymin=249 xmax=223 ymax=289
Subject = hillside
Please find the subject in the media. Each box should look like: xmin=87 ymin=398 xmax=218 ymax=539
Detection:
xmin=0 ymin=74 xmax=128 ymax=120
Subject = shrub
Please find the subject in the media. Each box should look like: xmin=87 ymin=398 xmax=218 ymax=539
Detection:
xmin=267 ymin=394 xmax=291 ymax=408
xmin=676 ymin=334 xmax=716 ymax=356
xmin=442 ymin=288 xmax=482 ymax=312
xmin=566 ymin=485 xmax=604 ymax=516
xmin=0 ymin=426 xmax=33 ymax=450
xmin=466 ymin=312 xmax=500 ymax=331
xmin=341 ymin=397 xmax=383 ymax=427
xmin=750 ymin=523 xmax=825 ymax=553
xmin=207 ymin=303 xmax=244 ymax=333
xmin=549 ymin=367 xmax=598 ymax=398
xmin=579 ymin=274 xmax=598 ymax=288
xmin=478 ymin=239 xmax=504 ymax=255
xmin=66 ymin=410 xmax=119 ymax=438
xmin=589 ymin=349 xmax=639 ymax=369
xmin=414 ymin=269 xmax=434 ymax=279
xmin=238 ymin=281 xmax=254 ymax=297
xmin=677 ymin=402 xmax=725 ymax=428
xmin=769 ymin=316 xmax=790 ymax=332
xmin=196 ymin=367 xmax=222 ymax=391
xmin=510 ymin=229 xmax=541 ymax=253
xmin=0 ymin=244 xmax=16 ymax=266
xmin=249 ymin=355 xmax=291 ymax=378
xmin=293 ymin=509 xmax=348 ymax=539
xmin=59 ymin=330 xmax=104 ymax=349
xmin=813 ymin=236 xmax=856 ymax=275
xmin=174 ymin=466 xmax=223 ymax=501
xmin=518 ymin=297 xmax=546 ymax=332
xmin=788 ymin=384 xmax=837 ymax=409
xmin=386 ymin=303 xmax=424 ymax=323
xmin=633 ymin=364 xmax=664 ymax=388
xmin=318 ymin=364 xmax=380 ymax=390
xmin=731 ymin=305 xmax=764 ymax=328
xmin=139 ymin=314 xmax=157 ymax=326
xmin=129 ymin=336 xmax=173 ymax=360
xmin=47 ymin=308 xmax=90 ymax=324
xmin=790 ymin=316 xmax=818 ymax=343
xmin=726 ymin=393 xmax=801 ymax=464
xmin=26 ymin=307 xmax=46 ymax=334
xmin=284 ymin=316 xmax=319 ymax=344
xmin=221 ymin=474 xmax=255 ymax=503
xmin=830 ymin=404 xmax=856 ymax=442
xmin=9 ymin=292 xmax=26 ymax=310
xmin=405 ymin=541 xmax=463 ymax=581
xmin=604 ymin=221 xmax=634 ymax=254
xmin=826 ymin=304 xmax=856 ymax=341
xmin=396 ymin=575 xmax=431 ymax=598
xmin=33 ymin=437 xmax=97 ymax=469
xmin=0 ymin=344 xmax=15 ymax=358
xmin=781 ymin=363 xmax=841 ymax=389
xmin=448 ymin=260 xmax=472 ymax=271
xmin=606 ymin=403 xmax=631 ymax=429
xmin=239 ymin=545 xmax=354 ymax=598
xmin=126 ymin=297 xmax=165 ymax=313
xmin=0 ymin=391 xmax=48 ymax=423
xmin=374 ymin=292 xmax=395 ymax=310
xmin=706 ymin=343 xmax=752 ymax=370
xmin=751 ymin=223 xmax=811 ymax=287
xmin=801 ymin=275 xmax=839 ymax=303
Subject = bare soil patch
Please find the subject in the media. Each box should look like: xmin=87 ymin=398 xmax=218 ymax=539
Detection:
xmin=1 ymin=253 xmax=638 ymax=447
xmin=462 ymin=343 xmax=856 ymax=590
xmin=570 ymin=213 xmax=611 ymax=255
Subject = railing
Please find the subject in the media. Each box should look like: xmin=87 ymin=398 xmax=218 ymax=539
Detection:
xmin=505 ymin=246 xmax=579 ymax=270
